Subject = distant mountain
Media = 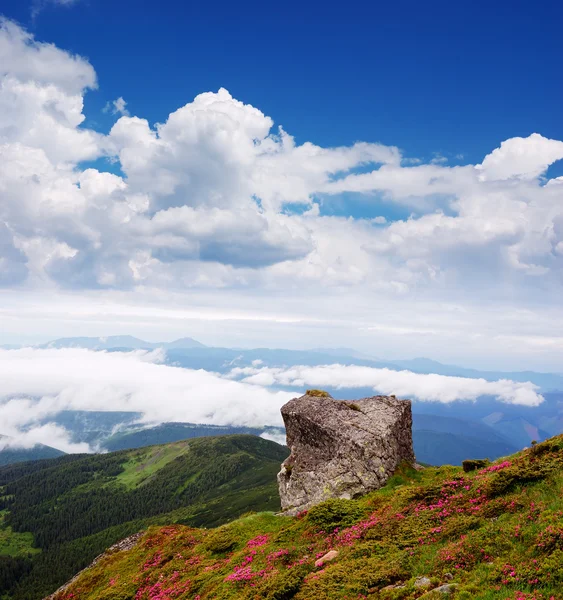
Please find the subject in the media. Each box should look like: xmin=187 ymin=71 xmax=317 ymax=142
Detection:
xmin=20 ymin=338 xmax=563 ymax=455
xmin=392 ymin=357 xmax=563 ymax=391
xmin=161 ymin=337 xmax=207 ymax=349
xmin=43 ymin=410 xmax=143 ymax=445
xmin=0 ymin=435 xmax=288 ymax=599
xmin=412 ymin=413 xmax=514 ymax=444
xmin=307 ymin=347 xmax=378 ymax=360
xmin=39 ymin=337 xmax=563 ymax=392
xmin=42 ymin=335 xmax=205 ymax=350
xmin=411 ymin=413 xmax=519 ymax=465
xmin=480 ymin=413 xmax=552 ymax=448
xmin=0 ymin=436 xmax=65 ymax=466
xmin=103 ymin=422 xmax=285 ymax=452
xmin=413 ymin=430 xmax=517 ymax=465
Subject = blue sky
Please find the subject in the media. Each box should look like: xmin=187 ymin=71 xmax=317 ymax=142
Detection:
xmin=1 ymin=0 xmax=563 ymax=371
xmin=3 ymin=0 xmax=563 ymax=167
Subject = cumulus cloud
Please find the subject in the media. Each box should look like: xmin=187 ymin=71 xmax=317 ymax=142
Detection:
xmin=0 ymin=347 xmax=293 ymax=451
xmin=477 ymin=133 xmax=563 ymax=181
xmin=2 ymin=20 xmax=563 ymax=368
xmin=229 ymin=364 xmax=544 ymax=407
xmin=0 ymin=18 xmax=95 ymax=92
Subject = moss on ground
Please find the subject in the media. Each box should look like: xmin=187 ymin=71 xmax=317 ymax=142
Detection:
xmin=53 ymin=436 xmax=563 ymax=600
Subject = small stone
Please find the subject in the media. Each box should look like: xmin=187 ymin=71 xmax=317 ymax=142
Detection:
xmin=419 ymin=583 xmax=459 ymax=598
xmin=414 ymin=576 xmax=432 ymax=588
xmin=444 ymin=572 xmax=454 ymax=580
xmin=314 ymin=550 xmax=338 ymax=567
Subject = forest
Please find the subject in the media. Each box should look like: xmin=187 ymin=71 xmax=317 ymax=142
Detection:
xmin=0 ymin=434 xmax=288 ymax=599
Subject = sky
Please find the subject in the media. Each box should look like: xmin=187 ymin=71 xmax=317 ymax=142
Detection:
xmin=1 ymin=0 xmax=563 ymax=372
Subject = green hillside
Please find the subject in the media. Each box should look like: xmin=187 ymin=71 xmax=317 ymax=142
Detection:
xmin=0 ymin=435 xmax=288 ymax=600
xmin=0 ymin=444 xmax=65 ymax=467
xmin=102 ymin=422 xmax=284 ymax=453
xmin=50 ymin=435 xmax=563 ymax=600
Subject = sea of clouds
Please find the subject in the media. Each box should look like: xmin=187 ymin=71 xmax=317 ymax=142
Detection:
xmin=0 ymin=347 xmax=543 ymax=452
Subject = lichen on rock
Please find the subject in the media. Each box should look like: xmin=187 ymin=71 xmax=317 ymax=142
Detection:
xmin=277 ymin=392 xmax=415 ymax=514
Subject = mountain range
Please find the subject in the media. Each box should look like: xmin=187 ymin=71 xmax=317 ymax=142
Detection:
xmin=8 ymin=335 xmax=563 ymax=391
xmin=40 ymin=335 xmax=205 ymax=351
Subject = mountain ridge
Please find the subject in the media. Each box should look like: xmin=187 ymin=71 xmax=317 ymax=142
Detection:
xmin=41 ymin=335 xmax=205 ymax=350
xmin=32 ymin=336 xmax=563 ymax=391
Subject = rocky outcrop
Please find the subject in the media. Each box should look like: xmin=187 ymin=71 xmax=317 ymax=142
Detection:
xmin=278 ymin=392 xmax=414 ymax=514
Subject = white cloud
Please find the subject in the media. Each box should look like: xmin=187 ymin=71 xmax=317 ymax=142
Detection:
xmin=260 ymin=431 xmax=287 ymax=446
xmin=477 ymin=133 xmax=563 ymax=181
xmin=104 ymin=96 xmax=130 ymax=117
xmin=229 ymin=364 xmax=544 ymax=406
xmin=0 ymin=347 xmax=294 ymax=451
xmin=0 ymin=19 xmax=95 ymax=93
xmin=1 ymin=21 xmax=563 ymax=370
xmin=0 ymin=424 xmax=90 ymax=453
xmin=0 ymin=347 xmax=543 ymax=454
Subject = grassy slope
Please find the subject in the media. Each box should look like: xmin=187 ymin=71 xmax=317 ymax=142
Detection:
xmin=53 ymin=435 xmax=563 ymax=600
xmin=0 ymin=435 xmax=288 ymax=600
xmin=113 ymin=441 xmax=193 ymax=489
xmin=0 ymin=512 xmax=39 ymax=558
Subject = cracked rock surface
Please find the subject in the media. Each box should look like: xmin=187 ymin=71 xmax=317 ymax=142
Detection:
xmin=278 ymin=392 xmax=415 ymax=514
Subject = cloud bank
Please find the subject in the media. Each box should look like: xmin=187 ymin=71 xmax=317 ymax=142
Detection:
xmin=229 ymin=364 xmax=544 ymax=407
xmin=0 ymin=347 xmax=293 ymax=451
xmin=0 ymin=348 xmax=543 ymax=452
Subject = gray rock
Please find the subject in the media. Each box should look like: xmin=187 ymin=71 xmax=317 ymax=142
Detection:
xmin=277 ymin=392 xmax=414 ymax=514
xmin=414 ymin=576 xmax=432 ymax=588
xmin=419 ymin=583 xmax=459 ymax=598
xmin=314 ymin=549 xmax=339 ymax=567
xmin=381 ymin=583 xmax=406 ymax=591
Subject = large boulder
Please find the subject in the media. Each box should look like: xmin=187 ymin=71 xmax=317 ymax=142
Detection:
xmin=277 ymin=391 xmax=414 ymax=514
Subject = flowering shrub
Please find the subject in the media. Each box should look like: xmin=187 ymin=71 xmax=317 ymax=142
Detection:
xmin=51 ymin=434 xmax=563 ymax=600
xmin=247 ymin=534 xmax=269 ymax=548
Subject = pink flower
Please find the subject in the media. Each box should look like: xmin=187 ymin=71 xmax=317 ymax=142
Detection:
xmin=247 ymin=534 xmax=269 ymax=548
